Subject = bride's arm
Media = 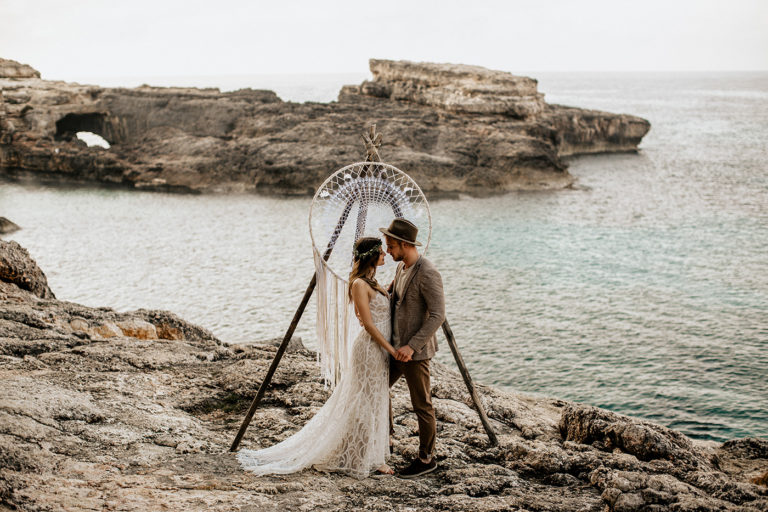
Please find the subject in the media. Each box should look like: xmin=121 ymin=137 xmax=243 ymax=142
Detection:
xmin=351 ymin=280 xmax=397 ymax=357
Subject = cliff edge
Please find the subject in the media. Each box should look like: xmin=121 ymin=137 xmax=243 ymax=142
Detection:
xmin=0 ymin=58 xmax=649 ymax=195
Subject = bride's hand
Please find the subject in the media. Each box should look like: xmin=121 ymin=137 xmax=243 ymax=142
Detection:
xmin=394 ymin=345 xmax=414 ymax=362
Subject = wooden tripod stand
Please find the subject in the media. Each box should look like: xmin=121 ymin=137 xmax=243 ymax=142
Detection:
xmin=230 ymin=127 xmax=498 ymax=452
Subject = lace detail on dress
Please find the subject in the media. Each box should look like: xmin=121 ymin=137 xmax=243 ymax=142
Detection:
xmin=237 ymin=293 xmax=391 ymax=480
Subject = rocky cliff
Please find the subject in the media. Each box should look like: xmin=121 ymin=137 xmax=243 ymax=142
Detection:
xmin=0 ymin=58 xmax=649 ymax=195
xmin=1 ymin=241 xmax=766 ymax=511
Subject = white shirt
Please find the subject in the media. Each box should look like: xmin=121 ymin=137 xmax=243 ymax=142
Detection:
xmin=395 ymin=263 xmax=413 ymax=300
xmin=392 ymin=263 xmax=413 ymax=345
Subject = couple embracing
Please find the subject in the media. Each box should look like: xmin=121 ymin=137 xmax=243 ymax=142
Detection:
xmin=238 ymin=219 xmax=445 ymax=479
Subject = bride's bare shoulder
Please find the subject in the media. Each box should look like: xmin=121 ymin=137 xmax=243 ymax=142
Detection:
xmin=350 ymin=278 xmax=373 ymax=295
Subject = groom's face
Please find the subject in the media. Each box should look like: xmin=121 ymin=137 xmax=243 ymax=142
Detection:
xmin=385 ymin=237 xmax=405 ymax=262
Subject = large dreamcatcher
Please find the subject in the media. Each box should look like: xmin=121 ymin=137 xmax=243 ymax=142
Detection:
xmin=230 ymin=126 xmax=497 ymax=452
xmin=309 ymin=161 xmax=431 ymax=387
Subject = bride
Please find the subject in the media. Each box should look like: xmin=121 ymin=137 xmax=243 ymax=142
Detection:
xmin=237 ymin=237 xmax=396 ymax=478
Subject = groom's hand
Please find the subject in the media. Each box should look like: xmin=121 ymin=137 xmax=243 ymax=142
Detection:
xmin=395 ymin=345 xmax=414 ymax=362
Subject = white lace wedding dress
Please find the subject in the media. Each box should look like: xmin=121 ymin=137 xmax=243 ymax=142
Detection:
xmin=237 ymin=292 xmax=391 ymax=479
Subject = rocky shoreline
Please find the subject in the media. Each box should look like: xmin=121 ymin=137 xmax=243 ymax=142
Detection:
xmin=0 ymin=57 xmax=650 ymax=196
xmin=1 ymin=241 xmax=767 ymax=511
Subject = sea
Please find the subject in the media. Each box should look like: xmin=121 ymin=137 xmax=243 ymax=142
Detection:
xmin=1 ymin=71 xmax=766 ymax=442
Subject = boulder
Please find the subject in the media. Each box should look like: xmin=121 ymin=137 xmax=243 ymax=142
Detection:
xmin=558 ymin=403 xmax=708 ymax=467
xmin=266 ymin=335 xmax=306 ymax=352
xmin=0 ymin=217 xmax=20 ymax=235
xmin=0 ymin=239 xmax=54 ymax=298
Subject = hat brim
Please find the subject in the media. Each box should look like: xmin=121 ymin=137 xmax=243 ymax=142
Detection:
xmin=378 ymin=227 xmax=423 ymax=246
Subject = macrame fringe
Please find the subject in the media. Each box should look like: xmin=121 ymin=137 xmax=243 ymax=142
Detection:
xmin=314 ymin=248 xmax=361 ymax=389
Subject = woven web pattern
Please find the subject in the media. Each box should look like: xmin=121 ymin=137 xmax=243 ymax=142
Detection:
xmin=310 ymin=161 xmax=431 ymax=285
xmin=309 ymin=161 xmax=431 ymax=389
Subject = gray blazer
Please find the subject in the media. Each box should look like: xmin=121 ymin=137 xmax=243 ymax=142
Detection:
xmin=390 ymin=256 xmax=445 ymax=361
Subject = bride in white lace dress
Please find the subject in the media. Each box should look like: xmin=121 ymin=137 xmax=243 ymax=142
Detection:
xmin=237 ymin=237 xmax=396 ymax=479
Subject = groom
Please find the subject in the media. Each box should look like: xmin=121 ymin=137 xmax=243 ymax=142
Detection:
xmin=380 ymin=218 xmax=445 ymax=478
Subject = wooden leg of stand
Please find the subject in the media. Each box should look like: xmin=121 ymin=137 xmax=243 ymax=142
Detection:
xmin=229 ymin=274 xmax=317 ymax=452
xmin=442 ymin=319 xmax=499 ymax=446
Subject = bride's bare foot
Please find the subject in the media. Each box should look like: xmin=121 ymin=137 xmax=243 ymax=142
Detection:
xmin=376 ymin=464 xmax=394 ymax=475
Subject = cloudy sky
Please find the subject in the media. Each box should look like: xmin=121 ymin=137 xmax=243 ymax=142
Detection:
xmin=2 ymin=0 xmax=767 ymax=80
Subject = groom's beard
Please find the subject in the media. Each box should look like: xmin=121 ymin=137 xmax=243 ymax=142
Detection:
xmin=386 ymin=241 xmax=406 ymax=261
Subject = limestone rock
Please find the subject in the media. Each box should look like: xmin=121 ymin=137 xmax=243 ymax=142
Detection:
xmin=720 ymin=438 xmax=768 ymax=460
xmin=116 ymin=318 xmax=158 ymax=339
xmin=359 ymin=59 xmax=546 ymax=118
xmin=0 ymin=217 xmax=20 ymax=235
xmin=0 ymin=57 xmax=650 ymax=196
xmin=0 ymin=239 xmax=55 ymax=298
xmin=3 ymin=243 xmax=762 ymax=512
xmin=559 ymin=403 xmax=708 ymax=466
xmin=92 ymin=321 xmax=122 ymax=338
xmin=266 ymin=335 xmax=306 ymax=352
xmin=541 ymin=105 xmax=652 ymax=155
xmin=0 ymin=58 xmax=40 ymax=79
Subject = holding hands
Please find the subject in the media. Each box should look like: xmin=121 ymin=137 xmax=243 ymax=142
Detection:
xmin=394 ymin=345 xmax=414 ymax=363
xmin=387 ymin=276 xmax=414 ymax=362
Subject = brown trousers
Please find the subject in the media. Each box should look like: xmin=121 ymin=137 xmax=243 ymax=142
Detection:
xmin=389 ymin=357 xmax=436 ymax=461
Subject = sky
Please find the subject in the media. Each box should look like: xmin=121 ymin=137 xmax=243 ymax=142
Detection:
xmin=2 ymin=0 xmax=767 ymax=81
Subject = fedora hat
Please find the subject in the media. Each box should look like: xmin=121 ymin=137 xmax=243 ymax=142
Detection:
xmin=379 ymin=218 xmax=422 ymax=246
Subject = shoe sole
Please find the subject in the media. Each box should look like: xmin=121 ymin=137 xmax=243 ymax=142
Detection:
xmin=397 ymin=465 xmax=437 ymax=479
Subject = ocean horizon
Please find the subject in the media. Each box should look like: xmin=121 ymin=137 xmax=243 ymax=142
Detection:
xmin=47 ymin=69 xmax=768 ymax=105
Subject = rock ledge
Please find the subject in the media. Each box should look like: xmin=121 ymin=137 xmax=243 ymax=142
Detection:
xmin=3 ymin=242 xmax=762 ymax=511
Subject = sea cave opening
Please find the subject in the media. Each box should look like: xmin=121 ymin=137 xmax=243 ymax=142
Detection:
xmin=55 ymin=113 xmax=111 ymax=148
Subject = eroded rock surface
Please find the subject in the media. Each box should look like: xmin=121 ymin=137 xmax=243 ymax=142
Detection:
xmin=0 ymin=58 xmax=649 ymax=196
xmin=0 ymin=58 xmax=40 ymax=79
xmin=2 ymin=243 xmax=764 ymax=512
xmin=354 ymin=59 xmax=547 ymax=118
xmin=0 ymin=239 xmax=54 ymax=299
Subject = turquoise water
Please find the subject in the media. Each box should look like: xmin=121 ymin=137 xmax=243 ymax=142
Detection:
xmin=2 ymin=72 xmax=766 ymax=441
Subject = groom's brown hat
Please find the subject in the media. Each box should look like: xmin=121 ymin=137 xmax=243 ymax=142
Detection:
xmin=379 ymin=218 xmax=422 ymax=246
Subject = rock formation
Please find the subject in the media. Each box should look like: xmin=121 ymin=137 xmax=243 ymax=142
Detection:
xmin=355 ymin=59 xmax=547 ymax=118
xmin=0 ymin=240 xmax=54 ymax=299
xmin=1 ymin=242 xmax=765 ymax=511
xmin=0 ymin=58 xmax=40 ymax=79
xmin=0 ymin=58 xmax=650 ymax=196
xmin=0 ymin=217 xmax=20 ymax=236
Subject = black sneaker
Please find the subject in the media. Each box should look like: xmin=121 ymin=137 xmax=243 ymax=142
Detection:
xmin=397 ymin=458 xmax=437 ymax=479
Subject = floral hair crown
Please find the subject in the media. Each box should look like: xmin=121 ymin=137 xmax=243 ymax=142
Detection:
xmin=353 ymin=241 xmax=382 ymax=261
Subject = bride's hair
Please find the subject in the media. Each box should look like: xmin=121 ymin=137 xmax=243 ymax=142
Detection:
xmin=348 ymin=237 xmax=387 ymax=299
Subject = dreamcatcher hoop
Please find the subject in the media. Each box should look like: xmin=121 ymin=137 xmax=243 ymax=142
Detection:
xmin=309 ymin=161 xmax=432 ymax=285
xmin=309 ymin=161 xmax=432 ymax=388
